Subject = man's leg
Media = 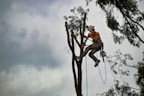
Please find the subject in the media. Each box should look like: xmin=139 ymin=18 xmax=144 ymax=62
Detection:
xmin=89 ymin=49 xmax=99 ymax=62
xmin=89 ymin=44 xmax=101 ymax=67
xmin=82 ymin=44 xmax=93 ymax=57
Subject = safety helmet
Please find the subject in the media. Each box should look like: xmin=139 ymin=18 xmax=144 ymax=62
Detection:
xmin=88 ymin=25 xmax=94 ymax=31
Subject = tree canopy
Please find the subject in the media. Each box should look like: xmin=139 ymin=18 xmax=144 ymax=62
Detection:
xmin=87 ymin=0 xmax=144 ymax=47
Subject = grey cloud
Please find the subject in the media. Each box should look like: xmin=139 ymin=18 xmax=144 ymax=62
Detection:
xmin=12 ymin=0 xmax=57 ymax=17
xmin=0 ymin=0 xmax=12 ymax=17
xmin=0 ymin=22 xmax=60 ymax=71
xmin=0 ymin=65 xmax=73 ymax=96
xmin=7 ymin=0 xmax=73 ymax=17
xmin=0 ymin=0 xmax=56 ymax=18
xmin=0 ymin=0 xmax=66 ymax=71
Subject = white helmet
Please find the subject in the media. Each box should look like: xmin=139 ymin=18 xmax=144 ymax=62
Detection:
xmin=88 ymin=25 xmax=94 ymax=31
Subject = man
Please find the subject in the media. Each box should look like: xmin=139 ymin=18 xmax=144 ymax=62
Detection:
xmin=82 ymin=25 xmax=104 ymax=67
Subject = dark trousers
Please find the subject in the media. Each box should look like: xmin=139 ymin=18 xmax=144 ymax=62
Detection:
xmin=83 ymin=43 xmax=101 ymax=62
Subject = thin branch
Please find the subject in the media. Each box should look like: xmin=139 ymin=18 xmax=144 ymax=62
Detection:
xmin=79 ymin=13 xmax=87 ymax=58
xmin=118 ymin=7 xmax=144 ymax=44
xmin=126 ymin=17 xmax=144 ymax=44
xmin=65 ymin=21 xmax=79 ymax=94
xmin=128 ymin=17 xmax=144 ymax=31
xmin=65 ymin=22 xmax=73 ymax=50
xmin=117 ymin=54 xmax=137 ymax=69
xmin=71 ymin=31 xmax=81 ymax=47
xmin=124 ymin=10 xmax=144 ymax=31
xmin=82 ymin=13 xmax=86 ymax=32
xmin=72 ymin=54 xmax=78 ymax=94
xmin=121 ymin=60 xmax=137 ymax=69
xmin=65 ymin=22 xmax=79 ymax=63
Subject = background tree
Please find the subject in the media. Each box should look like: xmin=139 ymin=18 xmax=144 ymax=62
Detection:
xmin=85 ymin=0 xmax=144 ymax=95
xmin=97 ymin=81 xmax=140 ymax=96
xmin=86 ymin=0 xmax=144 ymax=46
xmin=96 ymin=51 xmax=144 ymax=96
xmin=135 ymin=52 xmax=144 ymax=96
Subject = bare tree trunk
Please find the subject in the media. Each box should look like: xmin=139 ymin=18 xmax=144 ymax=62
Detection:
xmin=65 ymin=13 xmax=87 ymax=96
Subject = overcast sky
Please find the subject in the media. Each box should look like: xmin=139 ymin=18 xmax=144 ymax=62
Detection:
xmin=0 ymin=0 xmax=144 ymax=96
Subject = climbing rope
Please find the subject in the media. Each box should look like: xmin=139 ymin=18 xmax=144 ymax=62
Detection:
xmin=84 ymin=50 xmax=107 ymax=96
xmin=96 ymin=52 xmax=107 ymax=84
xmin=97 ymin=59 xmax=107 ymax=84
xmin=85 ymin=56 xmax=88 ymax=96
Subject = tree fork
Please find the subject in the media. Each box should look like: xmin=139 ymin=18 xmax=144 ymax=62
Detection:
xmin=65 ymin=13 xmax=87 ymax=96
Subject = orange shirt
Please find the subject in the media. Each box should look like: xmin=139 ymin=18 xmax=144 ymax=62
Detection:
xmin=88 ymin=32 xmax=100 ymax=42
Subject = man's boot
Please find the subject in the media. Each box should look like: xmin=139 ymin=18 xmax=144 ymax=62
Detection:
xmin=94 ymin=60 xmax=100 ymax=67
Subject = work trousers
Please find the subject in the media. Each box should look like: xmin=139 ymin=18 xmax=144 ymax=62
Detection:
xmin=83 ymin=42 xmax=102 ymax=62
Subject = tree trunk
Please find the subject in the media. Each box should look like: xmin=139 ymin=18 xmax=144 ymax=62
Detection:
xmin=65 ymin=13 xmax=87 ymax=96
xmin=77 ymin=61 xmax=82 ymax=96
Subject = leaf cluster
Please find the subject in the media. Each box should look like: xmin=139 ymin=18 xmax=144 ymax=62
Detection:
xmin=135 ymin=52 xmax=144 ymax=95
xmin=106 ymin=49 xmax=134 ymax=76
xmin=97 ymin=81 xmax=139 ymax=96
xmin=64 ymin=6 xmax=89 ymax=34
xmin=95 ymin=0 xmax=144 ymax=46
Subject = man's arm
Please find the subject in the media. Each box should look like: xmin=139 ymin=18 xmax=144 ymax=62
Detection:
xmin=84 ymin=34 xmax=90 ymax=44
xmin=81 ymin=32 xmax=87 ymax=38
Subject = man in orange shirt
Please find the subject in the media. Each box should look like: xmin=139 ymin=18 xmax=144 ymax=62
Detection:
xmin=82 ymin=25 xmax=104 ymax=67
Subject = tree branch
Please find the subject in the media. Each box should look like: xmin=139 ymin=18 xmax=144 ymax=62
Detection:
xmin=65 ymin=21 xmax=79 ymax=95
xmin=129 ymin=16 xmax=144 ymax=31
xmin=71 ymin=31 xmax=81 ymax=47
xmin=118 ymin=6 xmax=144 ymax=44
xmin=65 ymin=22 xmax=73 ymax=50
xmin=72 ymin=54 xmax=78 ymax=94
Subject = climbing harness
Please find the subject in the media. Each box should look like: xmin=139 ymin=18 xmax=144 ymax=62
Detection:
xmin=100 ymin=50 xmax=106 ymax=62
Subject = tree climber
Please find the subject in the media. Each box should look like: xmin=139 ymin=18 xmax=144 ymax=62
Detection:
xmin=82 ymin=25 xmax=104 ymax=67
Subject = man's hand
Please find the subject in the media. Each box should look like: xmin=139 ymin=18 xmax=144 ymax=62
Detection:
xmin=81 ymin=32 xmax=87 ymax=38
xmin=81 ymin=43 xmax=85 ymax=48
xmin=85 ymin=36 xmax=89 ymax=41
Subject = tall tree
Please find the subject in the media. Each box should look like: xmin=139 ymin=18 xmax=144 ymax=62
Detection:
xmin=64 ymin=7 xmax=89 ymax=96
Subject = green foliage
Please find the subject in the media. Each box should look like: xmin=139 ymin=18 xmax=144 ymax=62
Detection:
xmin=107 ymin=14 xmax=119 ymax=31
xmin=112 ymin=33 xmax=125 ymax=44
xmin=105 ymin=51 xmax=144 ymax=96
xmin=113 ymin=81 xmax=139 ymax=96
xmin=64 ymin=6 xmax=89 ymax=33
xmin=95 ymin=0 xmax=144 ymax=46
xmin=135 ymin=52 xmax=144 ymax=96
xmin=97 ymin=80 xmax=139 ymax=96
xmin=106 ymin=49 xmax=134 ymax=76
xmin=120 ymin=22 xmax=141 ymax=47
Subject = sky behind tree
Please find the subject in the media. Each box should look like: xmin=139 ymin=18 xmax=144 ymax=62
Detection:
xmin=0 ymin=0 xmax=144 ymax=96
